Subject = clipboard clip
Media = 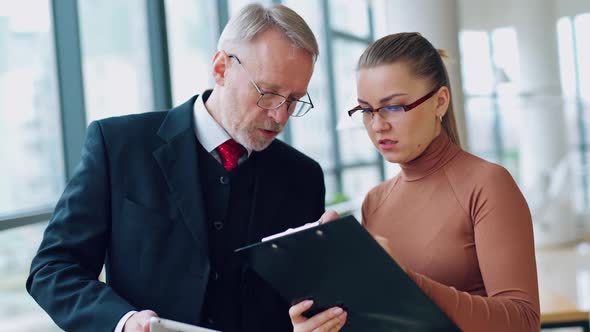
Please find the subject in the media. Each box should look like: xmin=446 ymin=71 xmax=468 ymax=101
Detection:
xmin=261 ymin=220 xmax=323 ymax=242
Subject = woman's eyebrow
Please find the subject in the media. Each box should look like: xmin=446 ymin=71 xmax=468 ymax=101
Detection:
xmin=358 ymin=93 xmax=408 ymax=105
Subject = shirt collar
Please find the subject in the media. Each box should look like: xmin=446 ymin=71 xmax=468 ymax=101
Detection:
xmin=193 ymin=91 xmax=252 ymax=156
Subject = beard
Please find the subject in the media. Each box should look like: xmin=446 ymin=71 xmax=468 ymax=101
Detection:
xmin=217 ymin=86 xmax=285 ymax=151
xmin=231 ymin=118 xmax=284 ymax=151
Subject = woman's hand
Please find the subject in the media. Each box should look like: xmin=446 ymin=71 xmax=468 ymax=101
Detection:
xmin=318 ymin=210 xmax=340 ymax=224
xmin=370 ymin=233 xmax=406 ymax=273
xmin=372 ymin=234 xmax=394 ymax=257
xmin=290 ymin=300 xmax=347 ymax=332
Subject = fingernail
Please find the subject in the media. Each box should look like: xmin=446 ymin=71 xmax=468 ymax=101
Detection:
xmin=303 ymin=300 xmax=313 ymax=308
xmin=332 ymin=308 xmax=343 ymax=315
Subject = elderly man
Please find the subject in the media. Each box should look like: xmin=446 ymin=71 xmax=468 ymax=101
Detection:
xmin=27 ymin=4 xmax=345 ymax=332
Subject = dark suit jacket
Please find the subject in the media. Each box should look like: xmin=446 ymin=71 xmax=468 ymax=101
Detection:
xmin=26 ymin=95 xmax=325 ymax=331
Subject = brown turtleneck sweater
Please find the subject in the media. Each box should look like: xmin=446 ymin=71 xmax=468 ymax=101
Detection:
xmin=361 ymin=131 xmax=540 ymax=331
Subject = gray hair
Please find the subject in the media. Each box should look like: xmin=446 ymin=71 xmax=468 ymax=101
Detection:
xmin=217 ymin=3 xmax=319 ymax=62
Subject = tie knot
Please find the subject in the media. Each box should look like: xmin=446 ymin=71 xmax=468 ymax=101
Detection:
xmin=217 ymin=139 xmax=246 ymax=171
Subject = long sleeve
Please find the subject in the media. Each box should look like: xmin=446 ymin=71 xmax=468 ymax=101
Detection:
xmin=26 ymin=121 xmax=135 ymax=331
xmin=361 ymin=130 xmax=540 ymax=332
xmin=406 ymin=165 xmax=540 ymax=332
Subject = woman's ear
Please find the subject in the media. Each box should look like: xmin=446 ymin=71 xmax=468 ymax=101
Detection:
xmin=435 ymin=86 xmax=451 ymax=118
xmin=212 ymin=51 xmax=229 ymax=86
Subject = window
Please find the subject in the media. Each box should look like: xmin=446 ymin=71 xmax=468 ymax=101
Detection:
xmin=0 ymin=0 xmax=64 ymax=216
xmin=576 ymin=14 xmax=590 ymax=100
xmin=283 ymin=0 xmax=335 ymax=171
xmin=333 ymin=39 xmax=375 ymax=167
xmin=328 ymin=0 xmax=370 ymax=39
xmin=0 ymin=223 xmax=60 ymax=331
xmin=166 ymin=0 xmax=217 ymax=105
xmin=285 ymin=0 xmax=382 ymax=206
xmin=327 ymin=0 xmax=382 ymax=204
xmin=557 ymin=14 xmax=590 ymax=211
xmin=329 ymin=2 xmax=383 ymax=204
xmin=0 ymin=1 xmax=64 ymax=330
xmin=229 ymin=0 xmax=272 ymax=17
xmin=459 ymin=28 xmax=520 ymax=177
xmin=459 ymin=31 xmax=495 ymax=96
xmin=78 ymin=0 xmax=153 ymax=122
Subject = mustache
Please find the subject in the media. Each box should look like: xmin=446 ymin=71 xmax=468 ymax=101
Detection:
xmin=261 ymin=120 xmax=283 ymax=132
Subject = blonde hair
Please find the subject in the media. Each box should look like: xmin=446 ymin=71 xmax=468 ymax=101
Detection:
xmin=357 ymin=32 xmax=461 ymax=146
xmin=218 ymin=3 xmax=319 ymax=62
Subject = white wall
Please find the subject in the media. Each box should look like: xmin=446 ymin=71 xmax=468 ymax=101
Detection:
xmin=556 ymin=0 xmax=590 ymax=17
xmin=460 ymin=0 xmax=590 ymax=30
xmin=459 ymin=0 xmax=514 ymax=30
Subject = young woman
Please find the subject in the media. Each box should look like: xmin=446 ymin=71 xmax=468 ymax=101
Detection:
xmin=290 ymin=32 xmax=540 ymax=332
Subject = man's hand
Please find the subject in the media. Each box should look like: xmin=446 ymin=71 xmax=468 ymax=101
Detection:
xmin=290 ymin=300 xmax=347 ymax=332
xmin=123 ymin=310 xmax=158 ymax=332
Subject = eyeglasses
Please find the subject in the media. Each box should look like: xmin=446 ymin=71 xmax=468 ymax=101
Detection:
xmin=348 ymin=87 xmax=440 ymax=124
xmin=228 ymin=54 xmax=314 ymax=117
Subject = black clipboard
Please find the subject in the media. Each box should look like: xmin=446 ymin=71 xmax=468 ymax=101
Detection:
xmin=235 ymin=216 xmax=459 ymax=332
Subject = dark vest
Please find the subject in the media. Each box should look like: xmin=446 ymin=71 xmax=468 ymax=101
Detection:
xmin=197 ymin=139 xmax=256 ymax=332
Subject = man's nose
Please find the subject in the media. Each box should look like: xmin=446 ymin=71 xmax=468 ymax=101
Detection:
xmin=268 ymin=102 xmax=290 ymax=125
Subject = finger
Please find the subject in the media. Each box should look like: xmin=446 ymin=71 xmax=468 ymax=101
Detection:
xmin=372 ymin=236 xmax=386 ymax=246
xmin=371 ymin=233 xmax=387 ymax=242
xmin=318 ymin=210 xmax=340 ymax=224
xmin=328 ymin=312 xmax=348 ymax=332
xmin=289 ymin=300 xmax=314 ymax=324
xmin=372 ymin=234 xmax=390 ymax=248
xmin=312 ymin=311 xmax=346 ymax=332
xmin=303 ymin=307 xmax=343 ymax=331
xmin=137 ymin=310 xmax=158 ymax=332
xmin=143 ymin=310 xmax=158 ymax=318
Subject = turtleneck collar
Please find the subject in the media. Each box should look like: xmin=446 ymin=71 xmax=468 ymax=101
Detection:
xmin=399 ymin=130 xmax=461 ymax=181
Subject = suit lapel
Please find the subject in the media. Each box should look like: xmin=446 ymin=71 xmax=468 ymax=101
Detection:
xmin=151 ymin=96 xmax=291 ymax=268
xmin=153 ymin=96 xmax=209 ymax=257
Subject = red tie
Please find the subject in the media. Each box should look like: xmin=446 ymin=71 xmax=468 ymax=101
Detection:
xmin=217 ymin=139 xmax=246 ymax=171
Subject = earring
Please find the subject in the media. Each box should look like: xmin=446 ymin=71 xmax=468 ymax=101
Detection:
xmin=438 ymin=115 xmax=443 ymax=123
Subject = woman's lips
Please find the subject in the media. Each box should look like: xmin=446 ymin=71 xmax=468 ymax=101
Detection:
xmin=378 ymin=139 xmax=398 ymax=150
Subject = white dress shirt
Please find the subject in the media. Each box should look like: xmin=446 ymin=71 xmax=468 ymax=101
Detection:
xmin=192 ymin=92 xmax=251 ymax=161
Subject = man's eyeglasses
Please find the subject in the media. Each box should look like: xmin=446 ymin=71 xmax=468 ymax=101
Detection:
xmin=228 ymin=54 xmax=314 ymax=117
xmin=348 ymin=87 xmax=440 ymax=124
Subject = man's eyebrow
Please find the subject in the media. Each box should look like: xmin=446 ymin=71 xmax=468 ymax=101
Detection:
xmin=258 ymin=81 xmax=307 ymax=98
xmin=257 ymin=81 xmax=281 ymax=91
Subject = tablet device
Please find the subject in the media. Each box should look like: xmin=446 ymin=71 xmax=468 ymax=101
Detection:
xmin=149 ymin=317 xmax=221 ymax=332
